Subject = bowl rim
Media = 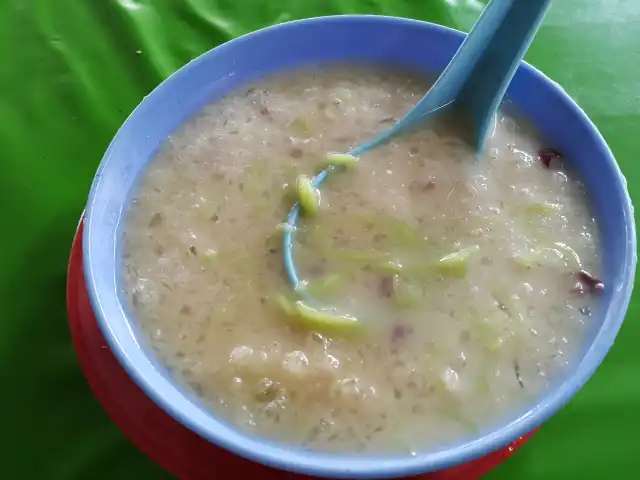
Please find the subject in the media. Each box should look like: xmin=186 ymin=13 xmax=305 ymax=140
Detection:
xmin=83 ymin=14 xmax=637 ymax=479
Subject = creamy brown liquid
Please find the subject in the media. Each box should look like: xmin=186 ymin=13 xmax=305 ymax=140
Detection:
xmin=123 ymin=66 xmax=601 ymax=454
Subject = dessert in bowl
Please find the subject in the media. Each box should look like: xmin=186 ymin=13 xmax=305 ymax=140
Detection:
xmin=84 ymin=15 xmax=635 ymax=479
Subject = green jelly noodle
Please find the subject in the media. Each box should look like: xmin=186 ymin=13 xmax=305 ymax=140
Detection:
xmin=323 ymin=152 xmax=359 ymax=168
xmin=296 ymin=175 xmax=320 ymax=216
xmin=274 ymin=294 xmax=365 ymax=335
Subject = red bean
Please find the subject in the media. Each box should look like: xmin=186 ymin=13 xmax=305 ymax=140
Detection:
xmin=391 ymin=325 xmax=412 ymax=342
xmin=409 ymin=179 xmax=436 ymax=193
xmin=379 ymin=275 xmax=394 ymax=299
xmin=289 ymin=147 xmax=303 ymax=159
xmin=577 ymin=270 xmax=605 ymax=295
xmin=539 ymin=148 xmax=563 ymax=168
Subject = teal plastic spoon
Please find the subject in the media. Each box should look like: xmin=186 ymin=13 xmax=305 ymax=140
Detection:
xmin=283 ymin=0 xmax=552 ymax=291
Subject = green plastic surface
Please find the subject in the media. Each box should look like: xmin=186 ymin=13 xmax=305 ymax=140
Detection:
xmin=1 ymin=1 xmax=638 ymax=478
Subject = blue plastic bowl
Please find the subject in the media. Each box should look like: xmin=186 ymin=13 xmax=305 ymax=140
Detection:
xmin=84 ymin=15 xmax=636 ymax=479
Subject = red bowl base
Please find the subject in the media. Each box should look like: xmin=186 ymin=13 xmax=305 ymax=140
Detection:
xmin=66 ymin=218 xmax=535 ymax=479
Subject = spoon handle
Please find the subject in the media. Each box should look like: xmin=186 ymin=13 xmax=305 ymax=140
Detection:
xmin=457 ymin=0 xmax=552 ymax=151
xmin=353 ymin=0 xmax=552 ymax=155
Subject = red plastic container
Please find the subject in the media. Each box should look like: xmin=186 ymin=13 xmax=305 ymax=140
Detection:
xmin=67 ymin=218 xmax=535 ymax=480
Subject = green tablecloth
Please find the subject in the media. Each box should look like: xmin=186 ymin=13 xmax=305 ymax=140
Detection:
xmin=2 ymin=1 xmax=638 ymax=478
